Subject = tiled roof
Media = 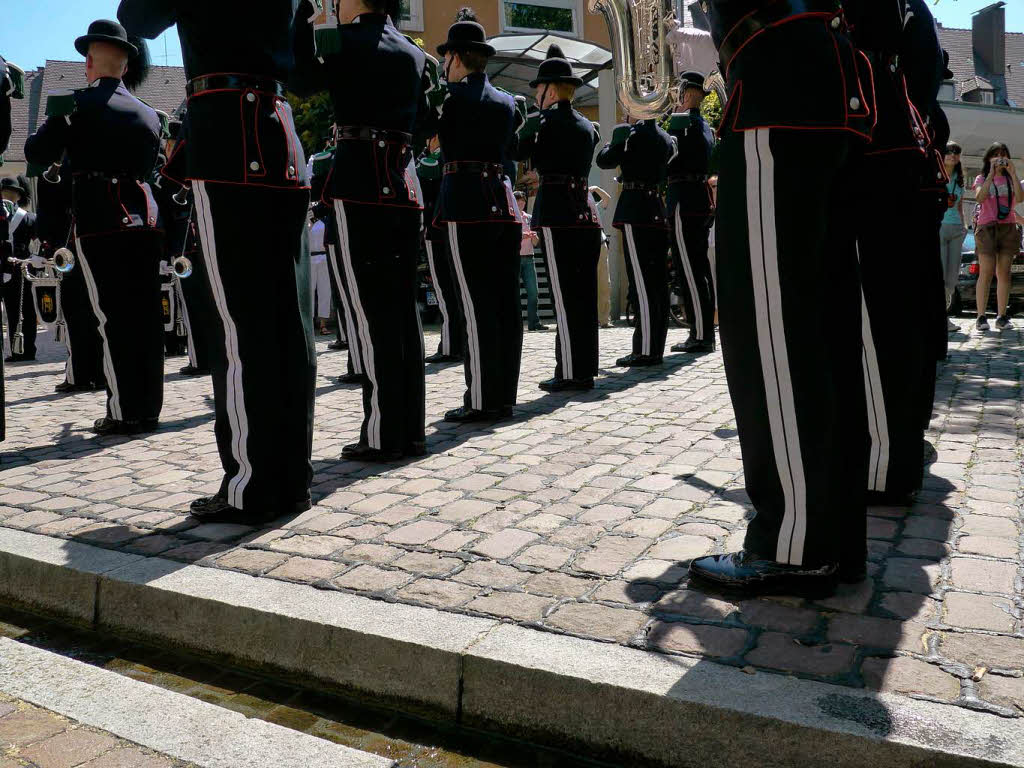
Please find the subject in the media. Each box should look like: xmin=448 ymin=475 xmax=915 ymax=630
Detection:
xmin=937 ymin=25 xmax=1024 ymax=108
xmin=5 ymin=60 xmax=186 ymax=164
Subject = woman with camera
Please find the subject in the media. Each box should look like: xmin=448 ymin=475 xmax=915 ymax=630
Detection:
xmin=973 ymin=142 xmax=1022 ymax=331
xmin=939 ymin=142 xmax=966 ymax=332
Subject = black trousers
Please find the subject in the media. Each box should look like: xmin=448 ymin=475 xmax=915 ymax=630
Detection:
xmin=717 ymin=128 xmax=866 ymax=569
xmin=671 ymin=209 xmax=715 ymax=343
xmin=447 ymin=221 xmax=522 ymax=411
xmin=60 ymin=261 xmax=105 ymax=388
xmin=621 ymin=224 xmax=669 ymax=359
xmin=193 ymin=181 xmax=315 ymax=514
xmin=3 ymin=271 xmax=37 ymax=358
xmin=326 ymin=252 xmax=346 ymax=345
xmin=75 ymin=231 xmax=164 ymax=423
xmin=332 ymin=200 xmax=424 ymax=452
xmin=858 ymin=157 xmax=930 ymax=497
xmin=178 ymin=246 xmax=214 ymax=371
xmin=540 ymin=226 xmax=601 ymax=381
xmin=425 ymin=237 xmax=464 ymax=358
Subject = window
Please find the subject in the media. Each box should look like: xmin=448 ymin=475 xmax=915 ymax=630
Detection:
xmin=398 ymin=0 xmax=423 ymax=32
xmin=502 ymin=0 xmax=581 ymax=37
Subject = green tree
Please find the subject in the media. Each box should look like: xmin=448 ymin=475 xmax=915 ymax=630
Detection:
xmin=289 ymin=91 xmax=333 ymax=157
xmin=700 ymin=91 xmax=722 ymax=132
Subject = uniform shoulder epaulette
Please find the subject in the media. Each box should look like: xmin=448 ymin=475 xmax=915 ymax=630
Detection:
xmin=310 ymin=148 xmax=335 ymax=178
xmin=312 ymin=2 xmax=342 ymax=59
xmin=416 ymin=151 xmax=442 ymax=180
xmin=519 ymin=109 xmax=541 ymax=142
xmin=3 ymin=61 xmax=25 ymax=100
xmin=667 ymin=113 xmax=691 ymax=132
xmin=420 ymin=51 xmax=446 ymax=110
xmin=44 ymin=89 xmax=78 ymax=118
xmin=611 ymin=123 xmax=631 ymax=146
xmin=154 ymin=108 xmax=171 ymax=140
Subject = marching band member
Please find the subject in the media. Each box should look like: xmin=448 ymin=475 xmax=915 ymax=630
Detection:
xmin=666 ymin=72 xmax=716 ymax=355
xmin=119 ymin=1 xmax=317 ymax=522
xmin=297 ymin=0 xmax=433 ymax=461
xmin=519 ymin=45 xmax=602 ymax=392
xmin=25 ymin=20 xmax=165 ymax=437
xmin=689 ymin=1 xmax=875 ymax=597
xmin=436 ymin=9 xmax=525 ymax=423
xmin=596 ymin=118 xmax=674 ymax=367
xmin=418 ymin=138 xmax=464 ymax=365
xmin=1 ymin=176 xmax=38 ymax=363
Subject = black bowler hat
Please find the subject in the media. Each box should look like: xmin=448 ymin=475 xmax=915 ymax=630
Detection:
xmin=529 ymin=44 xmax=584 ymax=88
xmin=75 ymin=19 xmax=138 ymax=58
xmin=679 ymin=70 xmax=709 ymax=95
xmin=437 ymin=19 xmax=496 ymax=58
xmin=0 ymin=176 xmax=27 ymax=196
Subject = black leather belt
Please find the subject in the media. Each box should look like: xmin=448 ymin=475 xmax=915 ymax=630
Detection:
xmin=336 ymin=125 xmax=413 ymax=144
xmin=444 ymin=161 xmax=505 ymax=177
xmin=540 ymin=174 xmax=588 ymax=188
xmin=668 ymin=173 xmax=709 ymax=184
xmin=187 ymin=74 xmax=286 ymax=98
xmin=719 ymin=0 xmax=841 ymax=75
xmin=73 ymin=171 xmax=143 ymax=183
xmin=621 ymin=182 xmax=659 ymax=191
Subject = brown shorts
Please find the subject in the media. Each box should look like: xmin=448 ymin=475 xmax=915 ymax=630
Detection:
xmin=976 ymin=223 xmax=1021 ymax=258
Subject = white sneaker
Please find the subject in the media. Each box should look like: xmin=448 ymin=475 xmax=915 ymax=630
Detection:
xmin=946 ymin=318 xmax=958 ymax=332
xmin=995 ymin=315 xmax=1013 ymax=331
xmin=976 ymin=316 xmax=990 ymax=332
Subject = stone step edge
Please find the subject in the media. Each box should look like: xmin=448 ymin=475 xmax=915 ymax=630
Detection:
xmin=0 ymin=636 xmax=391 ymax=768
xmin=0 ymin=527 xmax=1020 ymax=768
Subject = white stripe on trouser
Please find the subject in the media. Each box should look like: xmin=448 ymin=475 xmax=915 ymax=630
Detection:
xmin=64 ymin=329 xmax=74 ymax=384
xmin=334 ymin=201 xmax=382 ymax=447
xmin=542 ymin=228 xmax=573 ymax=379
xmin=327 ymin=244 xmax=361 ymax=373
xmin=425 ymin=240 xmax=452 ymax=355
xmin=858 ymin=245 xmax=889 ymax=491
xmin=447 ymin=223 xmax=482 ymax=409
xmin=623 ymin=224 xmax=652 ymax=356
xmin=193 ymin=182 xmax=253 ymax=508
xmin=74 ymin=238 xmax=121 ymax=420
xmin=674 ymin=208 xmax=705 ymax=340
xmin=745 ymin=129 xmax=808 ymax=566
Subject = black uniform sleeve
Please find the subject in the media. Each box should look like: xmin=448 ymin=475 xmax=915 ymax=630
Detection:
xmin=595 ymin=140 xmax=624 ymax=170
xmin=289 ymin=0 xmax=327 ymax=97
xmin=902 ymin=0 xmax=944 ymax=111
xmin=24 ymin=116 xmax=70 ymax=168
xmin=117 ymin=0 xmax=177 ymax=39
xmin=413 ymin=63 xmax=440 ymax=152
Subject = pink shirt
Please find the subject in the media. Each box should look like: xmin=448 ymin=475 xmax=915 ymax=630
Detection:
xmin=520 ymin=212 xmax=536 ymax=256
xmin=974 ymin=174 xmax=1019 ymax=227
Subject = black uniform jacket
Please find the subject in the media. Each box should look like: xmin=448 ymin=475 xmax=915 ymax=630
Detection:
xmin=519 ymin=100 xmax=601 ymax=229
xmin=1 ymin=208 xmax=37 ymax=282
xmin=706 ymin=1 xmax=874 ymax=138
xmin=596 ymin=120 xmax=673 ymax=229
xmin=118 ymin=0 xmax=312 ymax=189
xmin=25 ymin=78 xmax=162 ymax=238
xmin=436 ymin=72 xmax=522 ymax=225
xmin=666 ymin=110 xmax=714 ymax=218
xmin=0 ymin=55 xmax=12 ymax=157
xmin=296 ymin=12 xmax=430 ymax=209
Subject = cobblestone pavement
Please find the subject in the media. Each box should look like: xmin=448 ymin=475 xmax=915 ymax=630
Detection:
xmin=0 ymin=321 xmax=1022 ymax=717
xmin=0 ymin=692 xmax=192 ymax=767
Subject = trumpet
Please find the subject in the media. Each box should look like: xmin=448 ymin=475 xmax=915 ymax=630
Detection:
xmin=160 ymin=255 xmax=193 ymax=279
xmin=51 ymin=247 xmax=76 ymax=273
xmin=42 ymin=162 xmax=62 ymax=184
xmin=6 ymin=248 xmax=76 ymax=349
xmin=172 ymin=184 xmax=190 ymax=206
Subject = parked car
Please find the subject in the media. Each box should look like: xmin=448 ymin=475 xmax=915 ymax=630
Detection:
xmin=949 ymin=227 xmax=1024 ymax=316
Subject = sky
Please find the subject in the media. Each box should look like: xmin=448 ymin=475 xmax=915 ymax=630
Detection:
xmin=3 ymin=0 xmax=1024 ymax=72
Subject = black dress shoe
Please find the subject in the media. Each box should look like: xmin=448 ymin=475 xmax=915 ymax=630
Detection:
xmin=528 ymin=324 xmax=549 ymax=331
xmin=55 ymin=381 xmax=96 ymax=394
xmin=689 ymin=551 xmax=839 ymax=598
xmin=866 ymin=489 xmax=916 ymax=507
xmin=616 ymin=353 xmax=662 ymax=367
xmin=338 ymin=372 xmax=366 ymax=384
xmin=539 ymin=377 xmax=594 ymax=392
xmin=671 ymin=338 xmax=715 ymax=354
xmin=92 ymin=417 xmax=159 ymax=436
xmin=328 ymin=339 xmax=349 ymax=351
xmin=404 ymin=441 xmax=428 ymax=457
xmin=444 ymin=406 xmax=508 ymax=423
xmin=179 ymin=364 xmax=211 ymax=376
xmin=341 ymin=442 xmax=402 ymax=462
xmin=189 ymin=494 xmax=311 ymax=523
xmin=425 ymin=351 xmax=462 ymax=364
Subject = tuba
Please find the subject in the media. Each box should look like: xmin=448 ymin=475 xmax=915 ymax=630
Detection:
xmin=589 ymin=0 xmax=676 ymax=118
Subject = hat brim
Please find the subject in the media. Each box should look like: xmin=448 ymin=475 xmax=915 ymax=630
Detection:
xmin=529 ymin=74 xmax=585 ymax=88
xmin=437 ymin=40 xmax=496 ymax=58
xmin=680 ymin=82 xmax=710 ymax=96
xmin=0 ymin=182 xmax=27 ymax=194
xmin=74 ymin=34 xmax=138 ymax=58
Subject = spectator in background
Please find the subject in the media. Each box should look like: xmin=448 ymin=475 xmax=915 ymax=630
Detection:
xmin=973 ymin=142 xmax=1022 ymax=331
xmin=939 ymin=141 xmax=966 ymax=332
xmin=516 ymin=192 xmax=546 ymax=331
xmin=308 ymin=214 xmax=331 ymax=336
xmin=591 ymin=186 xmax=612 ymax=328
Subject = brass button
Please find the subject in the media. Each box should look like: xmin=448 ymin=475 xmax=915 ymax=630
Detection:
xmin=111 ymin=177 xmax=118 ymax=184
xmin=382 ymin=187 xmax=391 ymax=195
xmin=849 ymin=97 xmax=861 ymax=110
xmin=831 ymin=16 xmax=840 ymax=29
xmin=491 ymin=206 xmax=498 ymax=212
xmin=250 ymin=161 xmax=260 ymax=171
xmin=122 ymin=217 xmax=130 ymax=224
xmin=246 ymin=92 xmax=256 ymax=103
xmin=378 ymin=140 xmax=386 ymax=148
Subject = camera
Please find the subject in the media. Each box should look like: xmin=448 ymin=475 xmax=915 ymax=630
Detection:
xmin=995 ymin=157 xmax=1009 ymax=167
